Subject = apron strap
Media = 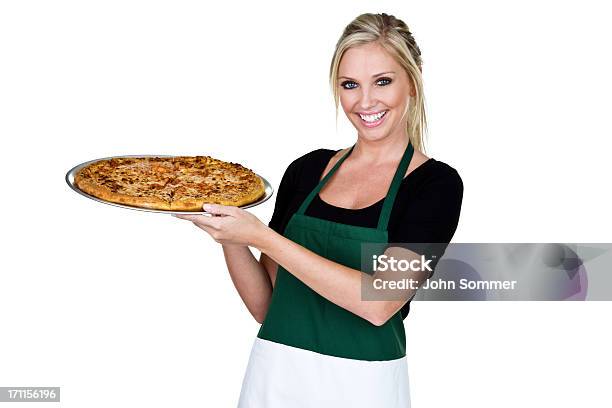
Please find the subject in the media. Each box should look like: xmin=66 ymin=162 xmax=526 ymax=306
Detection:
xmin=296 ymin=144 xmax=356 ymax=215
xmin=377 ymin=141 xmax=414 ymax=231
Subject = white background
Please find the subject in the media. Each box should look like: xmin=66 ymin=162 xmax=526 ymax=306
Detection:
xmin=1 ymin=1 xmax=611 ymax=407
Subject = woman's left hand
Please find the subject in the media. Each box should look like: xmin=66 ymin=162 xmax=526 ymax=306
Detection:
xmin=173 ymin=203 xmax=268 ymax=247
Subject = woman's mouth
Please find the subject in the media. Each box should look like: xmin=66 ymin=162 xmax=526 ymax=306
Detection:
xmin=357 ymin=110 xmax=388 ymax=128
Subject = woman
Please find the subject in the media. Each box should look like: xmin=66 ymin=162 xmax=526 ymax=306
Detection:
xmin=175 ymin=12 xmax=463 ymax=407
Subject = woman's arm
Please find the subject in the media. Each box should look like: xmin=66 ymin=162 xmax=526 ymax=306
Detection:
xmin=219 ymin=244 xmax=275 ymax=324
xmin=175 ymin=205 xmax=433 ymax=326
xmin=257 ymin=227 xmax=427 ymax=326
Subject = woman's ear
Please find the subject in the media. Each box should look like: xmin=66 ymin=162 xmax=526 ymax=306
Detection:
xmin=410 ymin=76 xmax=417 ymax=97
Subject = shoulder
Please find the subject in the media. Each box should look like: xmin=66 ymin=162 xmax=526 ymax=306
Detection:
xmin=391 ymin=159 xmax=464 ymax=232
xmin=284 ymin=147 xmax=338 ymax=179
xmin=412 ymin=158 xmax=463 ymax=194
xmin=396 ymin=158 xmax=464 ymax=219
xmin=291 ymin=147 xmax=338 ymax=166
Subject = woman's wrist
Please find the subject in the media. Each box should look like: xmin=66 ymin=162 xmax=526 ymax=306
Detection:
xmin=221 ymin=242 xmax=247 ymax=250
xmin=254 ymin=225 xmax=277 ymax=254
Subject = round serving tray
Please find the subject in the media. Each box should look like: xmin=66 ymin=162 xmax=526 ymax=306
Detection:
xmin=65 ymin=154 xmax=274 ymax=214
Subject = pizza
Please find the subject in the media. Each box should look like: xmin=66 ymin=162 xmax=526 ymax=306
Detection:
xmin=74 ymin=155 xmax=266 ymax=211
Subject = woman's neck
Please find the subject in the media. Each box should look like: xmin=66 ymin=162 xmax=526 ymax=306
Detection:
xmin=350 ymin=134 xmax=410 ymax=166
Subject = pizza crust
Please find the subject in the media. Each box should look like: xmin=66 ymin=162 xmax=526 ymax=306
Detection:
xmin=168 ymin=179 xmax=265 ymax=210
xmin=75 ymin=174 xmax=173 ymax=210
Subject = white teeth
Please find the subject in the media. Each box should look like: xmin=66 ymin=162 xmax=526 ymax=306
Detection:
xmin=359 ymin=111 xmax=386 ymax=122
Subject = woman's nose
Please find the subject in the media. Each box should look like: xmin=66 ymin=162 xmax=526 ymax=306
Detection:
xmin=359 ymin=88 xmax=377 ymax=110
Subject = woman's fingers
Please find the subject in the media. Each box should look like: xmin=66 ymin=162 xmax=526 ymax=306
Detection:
xmin=172 ymin=213 xmax=224 ymax=241
xmin=172 ymin=213 xmax=202 ymax=222
xmin=171 ymin=203 xmax=258 ymax=246
xmin=203 ymin=203 xmax=238 ymax=216
xmin=192 ymin=222 xmax=217 ymax=237
xmin=171 ymin=203 xmax=237 ymax=220
xmin=173 ymin=213 xmax=220 ymax=228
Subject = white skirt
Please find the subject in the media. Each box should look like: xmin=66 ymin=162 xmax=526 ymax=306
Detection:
xmin=237 ymin=337 xmax=411 ymax=407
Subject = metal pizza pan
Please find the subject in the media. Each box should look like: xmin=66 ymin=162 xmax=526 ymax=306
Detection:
xmin=65 ymin=154 xmax=274 ymax=215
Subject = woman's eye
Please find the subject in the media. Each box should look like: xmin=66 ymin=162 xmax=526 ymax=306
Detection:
xmin=377 ymin=77 xmax=392 ymax=86
xmin=341 ymin=81 xmax=358 ymax=90
xmin=340 ymin=78 xmax=392 ymax=89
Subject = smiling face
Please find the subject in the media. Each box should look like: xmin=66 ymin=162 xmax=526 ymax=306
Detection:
xmin=337 ymin=41 xmax=414 ymax=143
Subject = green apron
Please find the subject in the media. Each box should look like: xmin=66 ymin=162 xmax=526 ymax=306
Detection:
xmin=238 ymin=141 xmax=415 ymax=407
xmin=257 ymin=140 xmax=415 ymax=361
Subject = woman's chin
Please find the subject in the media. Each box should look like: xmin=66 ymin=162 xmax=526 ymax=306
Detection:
xmin=356 ymin=132 xmax=391 ymax=143
xmin=353 ymin=122 xmax=389 ymax=136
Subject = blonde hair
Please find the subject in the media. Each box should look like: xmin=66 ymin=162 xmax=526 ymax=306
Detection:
xmin=329 ymin=12 xmax=427 ymax=153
